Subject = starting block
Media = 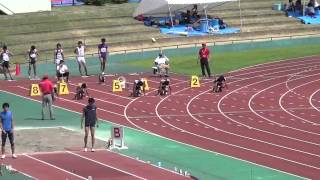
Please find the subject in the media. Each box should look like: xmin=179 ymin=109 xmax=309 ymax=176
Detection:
xmin=30 ymin=84 xmax=41 ymax=96
xmin=112 ymin=80 xmax=122 ymax=92
xmin=110 ymin=126 xmax=127 ymax=150
xmin=58 ymin=81 xmax=69 ymax=95
xmin=191 ymin=75 xmax=200 ymax=88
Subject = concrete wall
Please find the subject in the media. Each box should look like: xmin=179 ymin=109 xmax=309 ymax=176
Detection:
xmin=0 ymin=0 xmax=51 ymax=15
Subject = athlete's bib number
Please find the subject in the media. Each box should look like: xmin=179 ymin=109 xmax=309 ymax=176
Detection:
xmin=101 ymin=48 xmax=107 ymax=53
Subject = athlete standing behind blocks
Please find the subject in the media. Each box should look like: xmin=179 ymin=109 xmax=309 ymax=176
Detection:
xmin=81 ymin=97 xmax=99 ymax=152
xmin=54 ymin=43 xmax=64 ymax=78
xmin=98 ymin=38 xmax=108 ymax=75
xmin=74 ymin=41 xmax=88 ymax=77
xmin=0 ymin=45 xmax=14 ymax=81
xmin=27 ymin=45 xmax=39 ymax=79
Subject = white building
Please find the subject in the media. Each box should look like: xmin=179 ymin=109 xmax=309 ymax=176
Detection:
xmin=0 ymin=0 xmax=51 ymax=15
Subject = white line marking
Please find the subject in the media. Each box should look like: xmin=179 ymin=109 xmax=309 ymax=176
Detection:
xmin=24 ymin=154 xmax=87 ymax=179
xmin=218 ymin=67 xmax=320 ymax=145
xmin=249 ymin=71 xmax=320 ymax=134
xmin=16 ymin=86 xmax=125 ymax=117
xmin=123 ymin=80 xmax=190 ymax=133
xmin=154 ymin=80 xmax=320 ymax=173
xmin=69 ymin=82 xmax=133 ymax=100
xmin=187 ymin=87 xmax=320 ymax=158
xmin=66 ymin=151 xmax=146 ymax=180
xmin=309 ymin=89 xmax=320 ymax=112
xmin=280 ymin=78 xmax=320 ymax=124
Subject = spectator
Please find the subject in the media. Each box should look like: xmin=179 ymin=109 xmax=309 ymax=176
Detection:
xmin=0 ymin=103 xmax=17 ymax=159
xmin=310 ymin=0 xmax=320 ymax=10
xmin=285 ymin=0 xmax=296 ymax=12
xmin=154 ymin=53 xmax=170 ymax=76
xmin=295 ymin=0 xmax=303 ymax=12
xmin=74 ymin=41 xmax=88 ymax=77
xmin=191 ymin=4 xmax=198 ymax=17
xmin=0 ymin=45 xmax=13 ymax=81
xmin=182 ymin=10 xmax=192 ymax=24
xmin=98 ymin=38 xmax=109 ymax=75
xmin=39 ymin=75 xmax=55 ymax=120
xmin=216 ymin=17 xmax=227 ymax=29
xmin=198 ymin=43 xmax=212 ymax=78
xmin=306 ymin=2 xmax=316 ymax=16
xmin=56 ymin=60 xmax=69 ymax=83
xmin=27 ymin=45 xmax=39 ymax=79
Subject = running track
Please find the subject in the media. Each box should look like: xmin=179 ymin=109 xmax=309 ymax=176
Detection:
xmin=1 ymin=56 xmax=320 ymax=179
xmin=1 ymin=150 xmax=187 ymax=179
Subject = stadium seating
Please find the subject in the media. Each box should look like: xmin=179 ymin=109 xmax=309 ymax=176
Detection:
xmin=0 ymin=0 xmax=319 ymax=63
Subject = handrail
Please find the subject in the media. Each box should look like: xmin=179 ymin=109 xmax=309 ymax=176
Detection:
xmin=0 ymin=2 xmax=14 ymax=15
xmin=10 ymin=32 xmax=320 ymax=61
xmin=111 ymin=32 xmax=320 ymax=55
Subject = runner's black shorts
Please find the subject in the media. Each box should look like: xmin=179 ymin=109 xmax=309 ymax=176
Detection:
xmin=2 ymin=130 xmax=14 ymax=146
xmin=2 ymin=61 xmax=9 ymax=69
xmin=85 ymin=121 xmax=96 ymax=127
xmin=29 ymin=58 xmax=36 ymax=65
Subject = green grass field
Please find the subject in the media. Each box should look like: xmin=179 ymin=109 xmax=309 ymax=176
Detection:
xmin=124 ymin=43 xmax=320 ymax=75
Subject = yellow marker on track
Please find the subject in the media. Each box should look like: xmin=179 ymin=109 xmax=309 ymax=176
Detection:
xmin=191 ymin=75 xmax=200 ymax=88
xmin=58 ymin=82 xmax=69 ymax=95
xmin=112 ymin=80 xmax=122 ymax=92
xmin=30 ymin=84 xmax=41 ymax=96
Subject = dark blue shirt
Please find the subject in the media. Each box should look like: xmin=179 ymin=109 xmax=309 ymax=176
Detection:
xmin=83 ymin=105 xmax=97 ymax=123
xmin=1 ymin=111 xmax=12 ymax=131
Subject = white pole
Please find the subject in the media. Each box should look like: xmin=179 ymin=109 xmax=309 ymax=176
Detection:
xmin=203 ymin=3 xmax=209 ymax=32
xmin=303 ymin=0 xmax=305 ymax=16
xmin=168 ymin=4 xmax=174 ymax=28
xmin=238 ymin=0 xmax=243 ymax=32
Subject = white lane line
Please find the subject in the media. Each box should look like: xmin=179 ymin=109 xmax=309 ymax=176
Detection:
xmin=66 ymin=151 xmax=146 ymax=180
xmin=186 ymin=87 xmax=320 ymax=159
xmin=7 ymin=166 xmax=39 ymax=180
xmin=309 ymin=89 xmax=320 ymax=112
xmin=123 ymin=79 xmax=191 ymax=133
xmin=279 ymin=77 xmax=320 ymax=125
xmin=219 ymin=67 xmax=320 ymax=145
xmin=154 ymin=80 xmax=320 ymax=172
xmin=16 ymin=86 xmax=125 ymax=117
xmin=226 ymin=58 xmax=320 ymax=79
xmin=24 ymin=154 xmax=87 ymax=180
xmin=128 ymin=106 xmax=320 ymax=119
xmin=227 ymin=55 xmax=319 ymax=77
xmin=248 ymin=71 xmax=320 ymax=133
xmin=3 ymin=89 xmax=308 ymax=180
xmin=69 ymin=82 xmax=133 ymax=100
xmin=66 ymin=88 xmax=126 ymax=108
xmin=102 ymin=149 xmax=185 ymax=178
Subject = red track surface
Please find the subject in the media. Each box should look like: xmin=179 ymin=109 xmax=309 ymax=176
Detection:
xmin=1 ymin=150 xmax=187 ymax=180
xmin=1 ymin=56 xmax=320 ymax=179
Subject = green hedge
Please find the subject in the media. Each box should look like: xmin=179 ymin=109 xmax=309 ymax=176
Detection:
xmin=85 ymin=0 xmax=127 ymax=5
xmin=85 ymin=0 xmax=108 ymax=5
